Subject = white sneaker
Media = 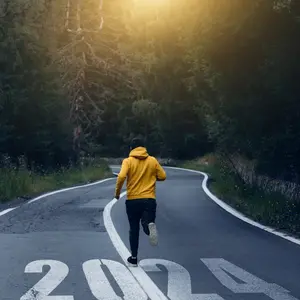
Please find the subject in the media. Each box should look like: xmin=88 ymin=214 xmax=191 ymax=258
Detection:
xmin=148 ymin=222 xmax=158 ymax=246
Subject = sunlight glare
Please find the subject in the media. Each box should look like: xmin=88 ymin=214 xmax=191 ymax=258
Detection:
xmin=134 ymin=0 xmax=169 ymax=8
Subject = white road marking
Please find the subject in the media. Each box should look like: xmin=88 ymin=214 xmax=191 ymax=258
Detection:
xmin=140 ymin=259 xmax=224 ymax=300
xmin=103 ymin=192 xmax=169 ymax=300
xmin=0 ymin=207 xmax=18 ymax=216
xmin=4 ymin=164 xmax=300 ymax=250
xmin=7 ymin=165 xmax=298 ymax=299
xmin=0 ymin=177 xmax=115 ymax=217
xmin=83 ymin=259 xmax=122 ymax=300
xmin=28 ymin=178 xmax=115 ymax=204
xmin=102 ymin=259 xmax=148 ymax=300
xmin=21 ymin=258 xmax=300 ymax=300
xmin=201 ymin=258 xmax=299 ymax=300
xmin=166 ymin=166 xmax=300 ymax=247
xmin=21 ymin=260 xmax=73 ymax=300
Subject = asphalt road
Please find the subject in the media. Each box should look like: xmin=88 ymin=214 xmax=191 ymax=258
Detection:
xmin=111 ymin=166 xmax=300 ymax=300
xmin=0 ymin=166 xmax=300 ymax=300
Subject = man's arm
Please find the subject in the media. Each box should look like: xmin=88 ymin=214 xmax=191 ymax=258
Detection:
xmin=156 ymin=159 xmax=166 ymax=181
xmin=115 ymin=159 xmax=129 ymax=199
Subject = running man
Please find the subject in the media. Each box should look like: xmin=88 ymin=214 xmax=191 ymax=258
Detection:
xmin=114 ymin=136 xmax=167 ymax=266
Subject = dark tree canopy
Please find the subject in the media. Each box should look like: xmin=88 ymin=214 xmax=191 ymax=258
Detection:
xmin=0 ymin=0 xmax=299 ymax=181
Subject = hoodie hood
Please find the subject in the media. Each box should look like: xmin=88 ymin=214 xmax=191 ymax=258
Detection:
xmin=129 ymin=147 xmax=149 ymax=160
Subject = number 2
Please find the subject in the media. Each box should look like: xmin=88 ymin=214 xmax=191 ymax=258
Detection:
xmin=21 ymin=260 xmax=73 ymax=300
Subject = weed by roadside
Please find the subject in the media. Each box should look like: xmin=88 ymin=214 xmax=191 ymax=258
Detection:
xmin=0 ymin=158 xmax=111 ymax=203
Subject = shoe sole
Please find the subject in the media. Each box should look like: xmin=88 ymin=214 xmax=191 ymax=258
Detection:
xmin=148 ymin=222 xmax=158 ymax=246
xmin=127 ymin=262 xmax=138 ymax=267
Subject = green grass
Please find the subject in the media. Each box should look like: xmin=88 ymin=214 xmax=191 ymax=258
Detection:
xmin=0 ymin=159 xmax=111 ymax=203
xmin=181 ymin=157 xmax=300 ymax=237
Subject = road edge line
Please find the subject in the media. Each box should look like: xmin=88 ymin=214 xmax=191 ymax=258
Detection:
xmin=166 ymin=166 xmax=300 ymax=247
xmin=0 ymin=207 xmax=19 ymax=217
xmin=103 ymin=193 xmax=168 ymax=300
xmin=27 ymin=177 xmax=115 ymax=204
xmin=0 ymin=177 xmax=116 ymax=217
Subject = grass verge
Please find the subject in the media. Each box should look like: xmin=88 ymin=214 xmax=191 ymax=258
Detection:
xmin=181 ymin=155 xmax=300 ymax=238
xmin=0 ymin=159 xmax=112 ymax=203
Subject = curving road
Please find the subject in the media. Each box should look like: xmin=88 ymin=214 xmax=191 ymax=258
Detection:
xmin=0 ymin=166 xmax=299 ymax=300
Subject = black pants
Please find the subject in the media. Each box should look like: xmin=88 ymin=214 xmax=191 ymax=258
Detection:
xmin=126 ymin=198 xmax=157 ymax=257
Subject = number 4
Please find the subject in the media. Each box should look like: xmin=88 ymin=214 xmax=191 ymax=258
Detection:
xmin=201 ymin=258 xmax=299 ymax=300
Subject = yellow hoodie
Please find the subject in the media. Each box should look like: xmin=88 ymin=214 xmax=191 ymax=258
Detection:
xmin=115 ymin=147 xmax=167 ymax=200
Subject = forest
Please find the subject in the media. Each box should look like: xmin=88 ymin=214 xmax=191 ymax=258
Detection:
xmin=0 ymin=0 xmax=300 ymax=231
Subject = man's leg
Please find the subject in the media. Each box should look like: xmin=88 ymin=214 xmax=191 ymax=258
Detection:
xmin=126 ymin=200 xmax=142 ymax=259
xmin=141 ymin=199 xmax=158 ymax=246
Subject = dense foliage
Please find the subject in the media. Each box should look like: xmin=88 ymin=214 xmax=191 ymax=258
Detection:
xmin=0 ymin=0 xmax=299 ymax=182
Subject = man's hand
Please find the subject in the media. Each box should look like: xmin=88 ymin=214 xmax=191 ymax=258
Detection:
xmin=114 ymin=195 xmax=120 ymax=200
